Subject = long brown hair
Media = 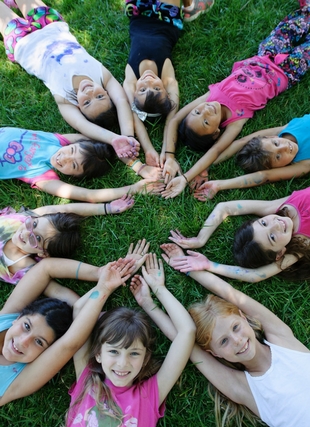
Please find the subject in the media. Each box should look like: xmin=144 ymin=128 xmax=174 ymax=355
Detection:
xmin=67 ymin=307 xmax=160 ymax=426
xmin=189 ymin=295 xmax=265 ymax=427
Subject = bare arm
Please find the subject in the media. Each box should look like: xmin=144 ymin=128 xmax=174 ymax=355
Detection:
xmin=0 ymin=258 xmax=103 ymax=315
xmin=169 ymin=197 xmax=288 ymax=249
xmin=35 ymin=178 xmax=161 ymax=203
xmin=214 ymin=125 xmax=286 ymax=165
xmin=131 ymin=254 xmax=195 ymax=405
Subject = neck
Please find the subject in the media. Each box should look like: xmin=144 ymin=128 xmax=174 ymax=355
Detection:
xmin=244 ymin=340 xmax=271 ymax=375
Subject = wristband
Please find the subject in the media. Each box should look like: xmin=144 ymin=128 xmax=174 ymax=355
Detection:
xmin=76 ymin=261 xmax=82 ymax=280
xmin=136 ymin=163 xmax=147 ymax=176
xmin=182 ymin=174 xmax=189 ymax=184
xmin=165 ymin=151 xmax=175 ymax=155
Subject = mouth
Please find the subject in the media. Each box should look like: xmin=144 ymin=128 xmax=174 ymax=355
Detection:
xmin=237 ymin=340 xmax=249 ymax=355
xmin=56 ymin=154 xmax=62 ymax=167
xmin=19 ymin=232 xmax=26 ymax=244
xmin=12 ymin=339 xmax=23 ymax=355
xmin=206 ymin=103 xmax=216 ymax=114
xmin=80 ymin=80 xmax=93 ymax=92
xmin=289 ymin=142 xmax=292 ymax=154
xmin=278 ymin=218 xmax=287 ymax=232
xmin=113 ymin=370 xmax=130 ymax=377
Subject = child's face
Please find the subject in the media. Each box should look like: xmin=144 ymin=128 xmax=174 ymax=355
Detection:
xmin=2 ymin=314 xmax=55 ymax=363
xmin=50 ymin=143 xmax=84 ymax=176
xmin=252 ymin=214 xmax=293 ymax=255
xmin=186 ymin=101 xmax=221 ymax=136
xmin=135 ymin=71 xmax=167 ymax=104
xmin=77 ymin=80 xmax=111 ymax=120
xmin=209 ymin=313 xmax=256 ymax=363
xmin=260 ymin=136 xmax=298 ymax=168
xmin=97 ymin=339 xmax=147 ymax=387
xmin=11 ymin=216 xmax=57 ymax=256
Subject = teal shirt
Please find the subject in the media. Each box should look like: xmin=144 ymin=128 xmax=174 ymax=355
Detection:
xmin=0 ymin=313 xmax=26 ymax=396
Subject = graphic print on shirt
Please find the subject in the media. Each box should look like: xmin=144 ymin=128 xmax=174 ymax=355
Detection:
xmin=0 ymin=129 xmax=40 ymax=170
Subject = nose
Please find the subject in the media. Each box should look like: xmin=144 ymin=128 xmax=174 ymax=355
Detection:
xmin=19 ymin=334 xmax=31 ymax=348
xmin=117 ymin=354 xmax=128 ymax=368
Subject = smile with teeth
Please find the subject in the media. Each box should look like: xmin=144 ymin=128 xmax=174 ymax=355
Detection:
xmin=237 ymin=340 xmax=249 ymax=354
xmin=12 ymin=340 xmax=22 ymax=354
xmin=113 ymin=370 xmax=130 ymax=376
xmin=278 ymin=219 xmax=286 ymax=232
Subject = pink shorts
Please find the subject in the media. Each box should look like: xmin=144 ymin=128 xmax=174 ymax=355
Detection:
xmin=4 ymin=6 xmax=64 ymax=62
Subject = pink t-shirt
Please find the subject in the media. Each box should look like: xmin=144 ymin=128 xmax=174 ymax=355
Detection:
xmin=207 ymin=55 xmax=289 ymax=127
xmin=278 ymin=187 xmax=310 ymax=238
xmin=67 ymin=366 xmax=165 ymax=426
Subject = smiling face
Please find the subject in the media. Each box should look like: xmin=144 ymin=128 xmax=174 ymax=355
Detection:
xmin=252 ymin=214 xmax=294 ymax=255
xmin=209 ymin=313 xmax=256 ymax=363
xmin=2 ymin=314 xmax=55 ymax=363
xmin=50 ymin=143 xmax=85 ymax=176
xmin=186 ymin=101 xmax=222 ymax=136
xmin=260 ymin=136 xmax=298 ymax=168
xmin=97 ymin=339 xmax=147 ymax=388
xmin=11 ymin=216 xmax=57 ymax=256
xmin=135 ymin=70 xmax=167 ymax=105
xmin=77 ymin=79 xmax=112 ymax=120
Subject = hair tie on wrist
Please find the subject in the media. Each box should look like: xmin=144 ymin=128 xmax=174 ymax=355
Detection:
xmin=182 ymin=174 xmax=189 ymax=184
xmin=76 ymin=261 xmax=82 ymax=280
xmin=103 ymin=203 xmax=107 ymax=215
xmin=165 ymin=151 xmax=175 ymax=155
xmin=136 ymin=163 xmax=147 ymax=176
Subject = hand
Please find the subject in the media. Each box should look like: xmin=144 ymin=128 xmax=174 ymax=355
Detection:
xmin=170 ymin=251 xmax=211 ymax=273
xmin=145 ymin=150 xmax=160 ymax=167
xmin=141 ymin=253 xmax=165 ymax=291
xmin=111 ymin=136 xmax=140 ymax=159
xmin=108 ymin=195 xmax=135 ymax=214
xmin=160 ymin=243 xmax=185 ymax=269
xmin=162 ymin=157 xmax=180 ymax=184
xmin=97 ymin=258 xmax=135 ymax=293
xmin=130 ymin=274 xmax=153 ymax=308
xmin=135 ymin=178 xmax=166 ymax=195
xmin=189 ymin=169 xmax=209 ymax=191
xmin=125 ymin=239 xmax=150 ymax=274
xmin=169 ymin=229 xmax=203 ymax=249
xmin=139 ymin=165 xmax=163 ymax=180
xmin=193 ymin=181 xmax=219 ymax=201
xmin=161 ymin=175 xmax=186 ymax=199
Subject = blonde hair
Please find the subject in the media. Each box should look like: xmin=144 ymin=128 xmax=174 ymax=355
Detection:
xmin=189 ymin=295 xmax=265 ymax=427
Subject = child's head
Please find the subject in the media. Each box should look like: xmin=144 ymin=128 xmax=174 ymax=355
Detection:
xmin=179 ymin=102 xmax=222 ymax=152
xmin=3 ymin=298 xmax=72 ymax=364
xmin=236 ymin=136 xmax=298 ymax=173
xmin=233 ymin=213 xmax=294 ymax=268
xmin=12 ymin=212 xmax=83 ymax=258
xmin=76 ymin=80 xmax=118 ymax=128
xmin=89 ymin=307 xmax=156 ymax=387
xmin=50 ymin=140 xmax=114 ymax=179
xmin=189 ymin=294 xmax=264 ymax=364
xmin=134 ymin=71 xmax=174 ymax=119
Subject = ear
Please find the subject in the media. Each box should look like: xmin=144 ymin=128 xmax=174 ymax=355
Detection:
xmin=38 ymin=250 xmax=49 ymax=258
xmin=95 ymin=354 xmax=101 ymax=363
xmin=276 ymin=247 xmax=286 ymax=260
xmin=238 ymin=309 xmax=247 ymax=321
xmin=206 ymin=349 xmax=222 ymax=358
xmin=212 ymin=129 xmax=221 ymax=140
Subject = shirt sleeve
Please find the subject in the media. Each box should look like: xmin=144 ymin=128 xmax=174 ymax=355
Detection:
xmin=18 ymin=170 xmax=60 ymax=189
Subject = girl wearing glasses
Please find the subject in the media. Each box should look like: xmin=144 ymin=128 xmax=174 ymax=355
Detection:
xmin=0 ymin=197 xmax=134 ymax=286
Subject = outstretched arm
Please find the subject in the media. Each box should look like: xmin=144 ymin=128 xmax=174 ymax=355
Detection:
xmin=168 ymin=249 xmax=299 ymax=283
xmin=194 ymin=160 xmax=310 ymax=201
xmin=0 ymin=258 xmax=106 ymax=315
xmin=131 ymin=254 xmax=195 ymax=405
xmin=213 ymin=125 xmax=286 ymax=165
xmin=36 ymin=178 xmax=164 ymax=203
xmin=168 ymin=196 xmax=288 ymax=250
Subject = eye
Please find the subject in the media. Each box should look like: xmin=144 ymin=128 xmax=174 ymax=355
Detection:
xmin=270 ymin=233 xmax=275 ymax=242
xmin=109 ymin=349 xmax=118 ymax=355
xmin=36 ymin=235 xmax=42 ymax=243
xmin=32 ymin=220 xmax=38 ymax=229
xmin=261 ymin=220 xmax=267 ymax=226
xmin=35 ymin=338 xmax=44 ymax=347
xmin=71 ymin=146 xmax=74 ymax=153
xmin=130 ymin=351 xmax=140 ymax=356
xmin=139 ymin=88 xmax=146 ymax=93
xmin=24 ymin=322 xmax=30 ymax=331
xmin=220 ymin=337 xmax=228 ymax=345
xmin=83 ymin=100 xmax=90 ymax=106
xmin=204 ymin=120 xmax=209 ymax=125
xmin=273 ymin=140 xmax=279 ymax=146
xmin=154 ymin=87 xmax=161 ymax=91
xmin=194 ymin=109 xmax=200 ymax=115
xmin=276 ymin=154 xmax=281 ymax=160
xmin=233 ymin=324 xmax=239 ymax=331
xmin=97 ymin=94 xmax=104 ymax=99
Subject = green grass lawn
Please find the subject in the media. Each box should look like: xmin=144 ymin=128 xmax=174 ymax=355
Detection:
xmin=0 ymin=0 xmax=309 ymax=425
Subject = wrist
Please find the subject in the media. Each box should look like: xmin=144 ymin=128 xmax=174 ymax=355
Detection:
xmin=140 ymin=298 xmax=156 ymax=311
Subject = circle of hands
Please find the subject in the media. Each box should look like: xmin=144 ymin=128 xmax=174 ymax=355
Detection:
xmin=97 ymin=237 xmax=213 ymax=301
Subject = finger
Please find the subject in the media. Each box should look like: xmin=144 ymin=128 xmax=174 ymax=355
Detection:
xmin=187 ymin=250 xmax=199 ymax=257
xmin=152 ymin=253 xmax=158 ymax=269
xmin=127 ymin=243 xmax=134 ymax=255
xmin=161 ymin=253 xmax=170 ymax=265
